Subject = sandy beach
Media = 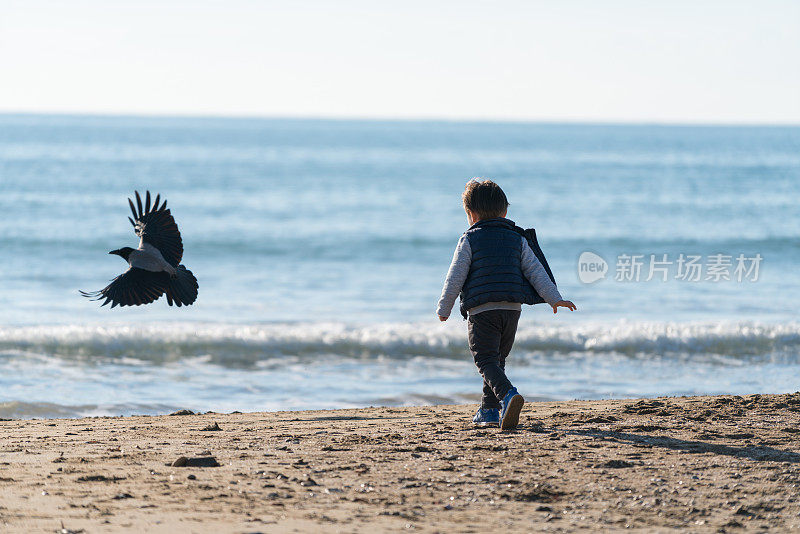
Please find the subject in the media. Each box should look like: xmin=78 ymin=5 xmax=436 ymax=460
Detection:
xmin=1 ymin=393 xmax=799 ymax=533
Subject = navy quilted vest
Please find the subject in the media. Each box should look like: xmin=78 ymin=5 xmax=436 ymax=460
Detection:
xmin=459 ymin=218 xmax=537 ymax=318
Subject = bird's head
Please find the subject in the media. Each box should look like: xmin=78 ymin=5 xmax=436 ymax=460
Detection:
xmin=109 ymin=247 xmax=134 ymax=261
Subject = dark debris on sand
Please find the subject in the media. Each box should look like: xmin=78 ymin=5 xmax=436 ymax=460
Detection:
xmin=172 ymin=456 xmax=221 ymax=467
xmin=169 ymin=409 xmax=196 ymax=416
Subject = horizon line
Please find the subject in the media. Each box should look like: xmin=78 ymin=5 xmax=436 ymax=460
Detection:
xmin=1 ymin=110 xmax=799 ymax=128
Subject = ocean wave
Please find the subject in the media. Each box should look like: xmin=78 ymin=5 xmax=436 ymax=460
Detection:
xmin=1 ymin=234 xmax=796 ymax=256
xmin=1 ymin=320 xmax=798 ymax=366
xmin=0 ymin=401 xmax=179 ymax=419
xmin=3 ymin=141 xmax=799 ymax=168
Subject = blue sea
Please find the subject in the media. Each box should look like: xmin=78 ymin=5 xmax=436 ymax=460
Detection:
xmin=1 ymin=114 xmax=799 ymax=418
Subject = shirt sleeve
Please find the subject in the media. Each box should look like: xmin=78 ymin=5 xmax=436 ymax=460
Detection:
xmin=436 ymin=235 xmax=472 ymax=318
xmin=520 ymin=236 xmax=563 ymax=306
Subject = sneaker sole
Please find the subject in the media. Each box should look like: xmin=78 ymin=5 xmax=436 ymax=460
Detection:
xmin=500 ymin=395 xmax=525 ymax=430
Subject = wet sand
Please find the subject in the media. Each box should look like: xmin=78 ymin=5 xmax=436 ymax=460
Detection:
xmin=1 ymin=392 xmax=799 ymax=533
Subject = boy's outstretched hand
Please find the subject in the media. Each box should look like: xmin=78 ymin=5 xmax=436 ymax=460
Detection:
xmin=551 ymin=300 xmax=577 ymax=313
xmin=438 ymin=315 xmax=448 ymax=322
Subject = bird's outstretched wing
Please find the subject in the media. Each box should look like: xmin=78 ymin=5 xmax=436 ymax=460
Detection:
xmin=127 ymin=190 xmax=183 ymax=267
xmin=80 ymin=267 xmax=171 ymax=308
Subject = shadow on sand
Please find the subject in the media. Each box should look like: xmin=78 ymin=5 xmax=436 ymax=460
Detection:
xmin=568 ymin=428 xmax=800 ymax=463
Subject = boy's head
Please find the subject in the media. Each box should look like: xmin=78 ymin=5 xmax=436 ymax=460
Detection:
xmin=462 ymin=179 xmax=508 ymax=224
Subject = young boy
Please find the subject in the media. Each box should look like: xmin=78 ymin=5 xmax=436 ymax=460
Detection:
xmin=437 ymin=179 xmax=576 ymax=430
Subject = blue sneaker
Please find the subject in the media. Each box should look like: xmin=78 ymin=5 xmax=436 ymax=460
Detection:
xmin=500 ymin=387 xmax=525 ymax=430
xmin=472 ymin=407 xmax=500 ymax=426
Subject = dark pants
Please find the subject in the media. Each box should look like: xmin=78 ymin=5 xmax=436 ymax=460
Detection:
xmin=467 ymin=309 xmax=521 ymax=410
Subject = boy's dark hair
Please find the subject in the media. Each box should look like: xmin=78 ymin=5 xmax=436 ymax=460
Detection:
xmin=462 ymin=179 xmax=509 ymax=220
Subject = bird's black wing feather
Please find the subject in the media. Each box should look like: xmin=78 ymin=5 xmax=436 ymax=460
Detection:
xmin=128 ymin=190 xmax=183 ymax=267
xmin=164 ymin=266 xmax=199 ymax=307
xmin=80 ymin=267 xmax=170 ymax=308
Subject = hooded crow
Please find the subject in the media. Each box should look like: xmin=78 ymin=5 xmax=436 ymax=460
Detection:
xmin=81 ymin=191 xmax=198 ymax=308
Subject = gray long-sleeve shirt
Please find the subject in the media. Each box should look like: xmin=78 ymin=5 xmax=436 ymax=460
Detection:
xmin=436 ymin=234 xmax=563 ymax=318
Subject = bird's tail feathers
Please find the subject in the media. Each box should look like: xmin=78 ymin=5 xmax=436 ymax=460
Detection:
xmin=165 ymin=265 xmax=198 ymax=307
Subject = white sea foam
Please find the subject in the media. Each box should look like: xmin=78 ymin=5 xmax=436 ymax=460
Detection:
xmin=2 ymin=321 xmax=798 ymax=419
xmin=1 ymin=320 xmax=798 ymax=365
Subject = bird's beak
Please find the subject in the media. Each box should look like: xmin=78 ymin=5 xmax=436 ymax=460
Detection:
xmin=109 ymin=250 xmax=119 ymax=256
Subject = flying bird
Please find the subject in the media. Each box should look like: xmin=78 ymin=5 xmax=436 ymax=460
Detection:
xmin=81 ymin=191 xmax=198 ymax=308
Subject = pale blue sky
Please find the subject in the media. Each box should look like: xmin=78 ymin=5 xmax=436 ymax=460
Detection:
xmin=1 ymin=0 xmax=798 ymax=123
